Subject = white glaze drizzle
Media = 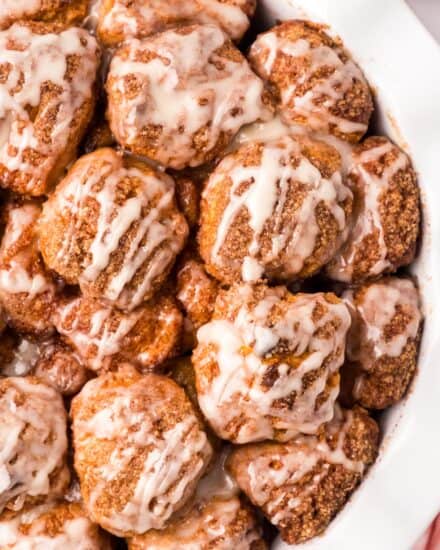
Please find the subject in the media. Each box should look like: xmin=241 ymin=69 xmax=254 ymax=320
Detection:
xmin=251 ymin=31 xmax=368 ymax=135
xmin=74 ymin=375 xmax=212 ymax=534
xmin=344 ymin=278 xmax=421 ymax=367
xmin=55 ymin=297 xmax=143 ymax=372
xmin=107 ymin=24 xmax=270 ymax=169
xmin=0 ymin=1 xmax=41 ymax=27
xmin=0 ymin=204 xmax=52 ymax=299
xmin=132 ymin=448 xmax=262 ymax=550
xmin=99 ymin=0 xmax=251 ymax=42
xmin=47 ymin=149 xmax=185 ymax=310
xmin=1 ymin=338 xmax=40 ymax=376
xmin=0 ymin=502 xmax=106 ymax=550
xmin=0 ymin=24 xmax=99 ymax=192
xmin=327 ymin=140 xmax=411 ymax=282
xmin=196 ymin=285 xmax=350 ymax=443
xmin=0 ymin=377 xmax=68 ymax=513
xmin=244 ymin=409 xmax=364 ymax=525
xmin=136 ymin=498 xmax=258 ymax=550
xmin=205 ymin=136 xmax=350 ymax=282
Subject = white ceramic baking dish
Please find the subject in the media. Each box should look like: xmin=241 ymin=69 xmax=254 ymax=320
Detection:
xmin=255 ymin=1 xmax=440 ymax=549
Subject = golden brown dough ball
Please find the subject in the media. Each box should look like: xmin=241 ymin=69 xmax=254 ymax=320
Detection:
xmin=106 ymin=24 xmax=272 ymax=169
xmin=326 ymin=136 xmax=421 ymax=283
xmin=176 ymin=253 xmax=219 ymax=339
xmin=71 ymin=367 xmax=213 ymax=537
xmin=198 ymin=135 xmax=352 ymax=285
xmin=0 ymin=202 xmax=58 ymax=336
xmin=128 ymin=449 xmax=266 ymax=549
xmin=0 ymin=376 xmax=69 ymax=514
xmin=341 ymin=277 xmax=422 ymax=409
xmin=97 ymin=0 xmax=256 ymax=46
xmin=39 ymin=148 xmax=188 ymax=311
xmin=228 ymin=406 xmax=379 ymax=545
xmin=174 ymin=175 xmax=201 ymax=230
xmin=0 ymin=1 xmax=88 ymax=30
xmin=249 ymin=20 xmax=373 ymax=142
xmin=0 ymin=23 xmax=99 ymax=196
xmin=193 ymin=283 xmax=351 ymax=443
xmin=0 ymin=500 xmax=112 ymax=548
xmin=54 ymin=293 xmax=183 ymax=373
xmin=33 ymin=339 xmax=90 ymax=396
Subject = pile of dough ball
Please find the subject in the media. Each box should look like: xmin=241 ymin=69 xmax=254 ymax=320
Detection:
xmin=0 ymin=2 xmax=422 ymax=547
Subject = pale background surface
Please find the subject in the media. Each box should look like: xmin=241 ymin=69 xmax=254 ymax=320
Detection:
xmin=407 ymin=0 xmax=440 ymax=41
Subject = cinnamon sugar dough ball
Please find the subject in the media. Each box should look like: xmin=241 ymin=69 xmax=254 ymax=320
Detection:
xmin=326 ymin=136 xmax=420 ymax=283
xmin=249 ymin=20 xmax=373 ymax=143
xmin=193 ymin=283 xmax=351 ymax=443
xmin=0 ymin=23 xmax=99 ymax=196
xmin=0 ymin=501 xmax=112 ymax=549
xmin=0 ymin=376 xmax=69 ymax=514
xmin=341 ymin=277 xmax=422 ymax=409
xmin=106 ymin=24 xmax=272 ymax=169
xmin=0 ymin=331 xmax=90 ymax=395
xmin=177 ymin=252 xmax=219 ymax=332
xmin=39 ymin=148 xmax=188 ymax=311
xmin=228 ymin=406 xmax=379 ymax=545
xmin=98 ymin=0 xmax=256 ymax=46
xmin=0 ymin=1 xmax=88 ymax=30
xmin=128 ymin=449 xmax=266 ymax=550
xmin=55 ymin=293 xmax=183 ymax=373
xmin=198 ymin=135 xmax=353 ymax=285
xmin=33 ymin=339 xmax=90 ymax=396
xmin=0 ymin=202 xmax=58 ymax=336
xmin=71 ymin=368 xmax=213 ymax=537
xmin=174 ymin=175 xmax=201 ymax=230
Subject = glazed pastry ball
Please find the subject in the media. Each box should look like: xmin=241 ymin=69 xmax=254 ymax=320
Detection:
xmin=228 ymin=406 xmax=379 ymax=545
xmin=0 ymin=1 xmax=88 ymax=30
xmin=33 ymin=339 xmax=90 ymax=396
xmin=55 ymin=293 xmax=183 ymax=373
xmin=341 ymin=277 xmax=422 ymax=409
xmin=106 ymin=24 xmax=272 ymax=169
xmin=0 ymin=377 xmax=69 ymax=513
xmin=97 ymin=0 xmax=256 ymax=46
xmin=0 ymin=501 xmax=111 ymax=549
xmin=128 ymin=450 xmax=266 ymax=550
xmin=193 ymin=283 xmax=351 ymax=443
xmin=326 ymin=136 xmax=420 ymax=283
xmin=249 ymin=20 xmax=373 ymax=142
xmin=198 ymin=135 xmax=352 ymax=284
xmin=71 ymin=368 xmax=213 ymax=537
xmin=0 ymin=23 xmax=99 ymax=196
xmin=0 ymin=202 xmax=57 ymax=336
xmin=39 ymin=148 xmax=188 ymax=311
